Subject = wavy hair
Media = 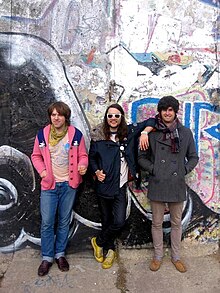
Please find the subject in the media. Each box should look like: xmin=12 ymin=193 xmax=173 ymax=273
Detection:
xmin=102 ymin=103 xmax=128 ymax=141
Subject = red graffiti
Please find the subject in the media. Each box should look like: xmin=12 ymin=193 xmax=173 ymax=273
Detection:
xmin=86 ymin=47 xmax=96 ymax=64
xmin=168 ymin=54 xmax=181 ymax=63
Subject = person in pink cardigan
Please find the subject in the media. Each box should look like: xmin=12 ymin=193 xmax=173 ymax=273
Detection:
xmin=31 ymin=101 xmax=88 ymax=277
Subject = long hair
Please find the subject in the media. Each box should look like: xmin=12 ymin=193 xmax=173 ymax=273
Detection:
xmin=103 ymin=103 xmax=128 ymax=141
xmin=47 ymin=101 xmax=71 ymax=126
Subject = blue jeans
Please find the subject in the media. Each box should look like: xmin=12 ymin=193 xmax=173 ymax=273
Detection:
xmin=40 ymin=182 xmax=76 ymax=262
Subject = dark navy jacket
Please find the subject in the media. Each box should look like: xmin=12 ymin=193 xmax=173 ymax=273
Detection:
xmin=89 ymin=118 xmax=155 ymax=198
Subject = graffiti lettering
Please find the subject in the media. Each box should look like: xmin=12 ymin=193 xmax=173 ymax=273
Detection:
xmin=131 ymin=97 xmax=220 ymax=154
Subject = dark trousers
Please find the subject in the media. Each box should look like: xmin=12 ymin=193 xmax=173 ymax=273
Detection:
xmin=96 ymin=184 xmax=127 ymax=251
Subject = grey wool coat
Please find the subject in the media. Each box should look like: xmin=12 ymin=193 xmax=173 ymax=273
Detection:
xmin=138 ymin=124 xmax=199 ymax=202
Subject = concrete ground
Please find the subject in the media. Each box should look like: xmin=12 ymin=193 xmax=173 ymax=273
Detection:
xmin=0 ymin=227 xmax=219 ymax=293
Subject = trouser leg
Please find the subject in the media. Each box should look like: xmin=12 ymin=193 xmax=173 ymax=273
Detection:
xmin=168 ymin=202 xmax=184 ymax=260
xmin=150 ymin=201 xmax=166 ymax=260
xmin=55 ymin=182 xmax=76 ymax=259
xmin=40 ymin=188 xmax=58 ymax=262
xmin=97 ymin=185 xmax=127 ymax=251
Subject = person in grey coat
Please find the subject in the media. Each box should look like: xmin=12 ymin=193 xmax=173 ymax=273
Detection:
xmin=138 ymin=96 xmax=199 ymax=273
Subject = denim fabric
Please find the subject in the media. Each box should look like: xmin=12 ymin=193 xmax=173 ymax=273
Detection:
xmin=40 ymin=182 xmax=76 ymax=262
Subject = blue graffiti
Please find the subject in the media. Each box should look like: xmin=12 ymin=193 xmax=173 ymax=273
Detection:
xmin=212 ymin=15 xmax=220 ymax=41
xmin=131 ymin=98 xmax=220 ymax=154
xmin=131 ymin=97 xmax=159 ymax=122
xmin=184 ymin=102 xmax=192 ymax=129
xmin=194 ymin=102 xmax=217 ymax=152
xmin=204 ymin=123 xmax=220 ymax=140
xmin=199 ymin=0 xmax=220 ymax=9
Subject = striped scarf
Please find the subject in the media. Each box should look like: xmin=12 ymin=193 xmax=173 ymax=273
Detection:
xmin=155 ymin=114 xmax=180 ymax=153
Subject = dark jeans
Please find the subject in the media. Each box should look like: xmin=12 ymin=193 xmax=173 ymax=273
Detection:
xmin=96 ymin=184 xmax=127 ymax=251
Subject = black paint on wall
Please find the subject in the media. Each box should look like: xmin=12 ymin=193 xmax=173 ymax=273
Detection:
xmin=0 ymin=44 xmax=56 ymax=247
xmin=0 ymin=34 xmax=218 ymax=251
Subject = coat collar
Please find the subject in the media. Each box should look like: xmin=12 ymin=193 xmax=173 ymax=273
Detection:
xmin=90 ymin=123 xmax=105 ymax=141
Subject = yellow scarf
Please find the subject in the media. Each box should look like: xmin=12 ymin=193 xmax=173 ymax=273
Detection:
xmin=49 ymin=124 xmax=68 ymax=146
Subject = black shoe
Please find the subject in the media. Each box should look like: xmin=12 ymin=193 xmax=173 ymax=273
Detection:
xmin=38 ymin=260 xmax=52 ymax=276
xmin=55 ymin=257 xmax=69 ymax=271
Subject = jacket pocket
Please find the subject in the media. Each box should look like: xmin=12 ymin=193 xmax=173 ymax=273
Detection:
xmin=41 ymin=175 xmax=53 ymax=189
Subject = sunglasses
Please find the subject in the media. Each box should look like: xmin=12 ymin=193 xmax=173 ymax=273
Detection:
xmin=107 ymin=113 xmax=122 ymax=119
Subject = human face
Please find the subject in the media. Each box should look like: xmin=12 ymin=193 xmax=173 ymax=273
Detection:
xmin=106 ymin=108 xmax=122 ymax=130
xmin=51 ymin=108 xmax=66 ymax=132
xmin=160 ymin=107 xmax=176 ymax=126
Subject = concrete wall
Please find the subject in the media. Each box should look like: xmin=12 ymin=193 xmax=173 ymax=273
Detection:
xmin=0 ymin=0 xmax=219 ymax=252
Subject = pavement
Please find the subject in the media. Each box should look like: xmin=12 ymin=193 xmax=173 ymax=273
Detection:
xmin=0 ymin=225 xmax=219 ymax=293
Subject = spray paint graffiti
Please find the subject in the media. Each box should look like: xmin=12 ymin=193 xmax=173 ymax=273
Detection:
xmin=0 ymin=32 xmax=90 ymax=251
xmin=0 ymin=0 xmax=219 ymax=251
xmin=199 ymin=0 xmax=220 ymax=8
xmin=131 ymin=96 xmax=219 ymax=207
xmin=119 ymin=42 xmax=194 ymax=76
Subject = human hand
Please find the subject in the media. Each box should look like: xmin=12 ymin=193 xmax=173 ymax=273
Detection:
xmin=78 ymin=165 xmax=87 ymax=175
xmin=95 ymin=169 xmax=106 ymax=182
xmin=139 ymin=133 xmax=149 ymax=150
xmin=40 ymin=170 xmax=47 ymax=178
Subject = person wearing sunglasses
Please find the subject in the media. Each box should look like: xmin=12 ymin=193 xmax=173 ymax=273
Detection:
xmin=89 ymin=103 xmax=155 ymax=269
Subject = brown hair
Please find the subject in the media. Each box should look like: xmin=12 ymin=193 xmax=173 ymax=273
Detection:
xmin=47 ymin=101 xmax=71 ymax=126
xmin=103 ymin=103 xmax=128 ymax=141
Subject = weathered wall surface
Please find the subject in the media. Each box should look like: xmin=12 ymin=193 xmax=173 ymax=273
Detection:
xmin=0 ymin=0 xmax=219 ymax=251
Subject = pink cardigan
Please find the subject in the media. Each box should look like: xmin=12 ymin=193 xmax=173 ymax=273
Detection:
xmin=31 ymin=125 xmax=88 ymax=190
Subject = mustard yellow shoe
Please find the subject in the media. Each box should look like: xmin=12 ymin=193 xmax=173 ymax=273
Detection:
xmin=91 ymin=237 xmax=103 ymax=263
xmin=102 ymin=249 xmax=115 ymax=269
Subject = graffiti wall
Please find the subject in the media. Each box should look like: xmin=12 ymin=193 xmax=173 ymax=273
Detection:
xmin=0 ymin=0 xmax=219 ymax=252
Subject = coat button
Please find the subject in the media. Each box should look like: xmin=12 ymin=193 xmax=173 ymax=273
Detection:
xmin=161 ymin=159 xmax=165 ymax=163
xmin=70 ymin=170 xmax=73 ymax=173
xmin=173 ymin=172 xmax=177 ymax=176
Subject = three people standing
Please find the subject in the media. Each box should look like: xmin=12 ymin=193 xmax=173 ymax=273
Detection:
xmin=32 ymin=97 xmax=198 ymax=275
